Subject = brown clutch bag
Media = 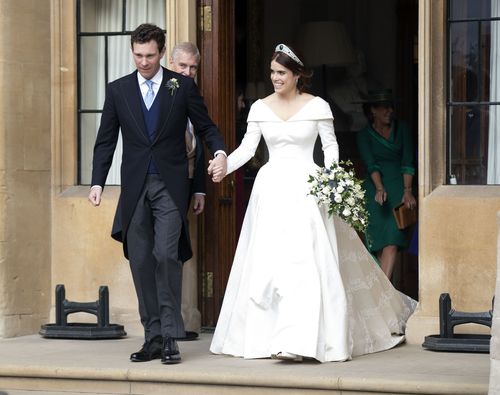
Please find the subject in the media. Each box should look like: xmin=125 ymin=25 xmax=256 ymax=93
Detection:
xmin=393 ymin=202 xmax=417 ymax=230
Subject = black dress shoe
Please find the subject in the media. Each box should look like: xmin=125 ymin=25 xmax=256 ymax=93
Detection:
xmin=130 ymin=335 xmax=163 ymax=362
xmin=175 ymin=331 xmax=199 ymax=341
xmin=161 ymin=337 xmax=181 ymax=364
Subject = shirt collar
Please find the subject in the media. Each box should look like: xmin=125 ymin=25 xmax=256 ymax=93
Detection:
xmin=137 ymin=67 xmax=163 ymax=86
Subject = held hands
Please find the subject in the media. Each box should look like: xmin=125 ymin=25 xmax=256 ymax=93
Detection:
xmin=207 ymin=154 xmax=227 ymax=183
xmin=88 ymin=186 xmax=102 ymax=206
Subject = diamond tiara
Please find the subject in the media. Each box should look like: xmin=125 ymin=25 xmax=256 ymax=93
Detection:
xmin=275 ymin=44 xmax=304 ymax=67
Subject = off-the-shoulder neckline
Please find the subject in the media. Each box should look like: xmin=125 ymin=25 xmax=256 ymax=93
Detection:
xmin=258 ymin=96 xmax=321 ymax=122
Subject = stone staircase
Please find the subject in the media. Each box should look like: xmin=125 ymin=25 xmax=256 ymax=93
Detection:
xmin=0 ymin=334 xmax=489 ymax=394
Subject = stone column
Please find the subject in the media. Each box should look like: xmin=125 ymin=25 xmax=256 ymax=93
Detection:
xmin=0 ymin=0 xmax=52 ymax=337
xmin=166 ymin=0 xmax=201 ymax=333
xmin=489 ymin=212 xmax=500 ymax=393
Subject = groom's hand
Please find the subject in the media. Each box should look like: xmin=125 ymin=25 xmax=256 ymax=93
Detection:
xmin=88 ymin=186 xmax=102 ymax=206
xmin=208 ymin=154 xmax=227 ymax=183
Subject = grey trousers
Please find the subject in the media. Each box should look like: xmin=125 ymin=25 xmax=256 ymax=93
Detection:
xmin=127 ymin=175 xmax=186 ymax=341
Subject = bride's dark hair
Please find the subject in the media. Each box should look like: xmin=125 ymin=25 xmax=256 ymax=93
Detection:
xmin=271 ymin=45 xmax=313 ymax=93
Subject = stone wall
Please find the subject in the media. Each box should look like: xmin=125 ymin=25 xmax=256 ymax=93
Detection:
xmin=0 ymin=0 xmax=52 ymax=337
xmin=1 ymin=0 xmax=499 ymax=346
xmin=407 ymin=187 xmax=500 ymax=343
xmin=49 ymin=0 xmax=200 ymax=336
xmin=405 ymin=0 xmax=500 ymax=344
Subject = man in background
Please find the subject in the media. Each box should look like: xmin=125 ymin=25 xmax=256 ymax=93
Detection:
xmin=169 ymin=42 xmax=206 ymax=215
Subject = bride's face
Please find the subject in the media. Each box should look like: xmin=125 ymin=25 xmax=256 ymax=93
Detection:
xmin=270 ymin=60 xmax=297 ymax=95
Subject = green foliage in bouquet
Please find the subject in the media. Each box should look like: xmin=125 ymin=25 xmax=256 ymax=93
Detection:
xmin=308 ymin=160 xmax=369 ymax=233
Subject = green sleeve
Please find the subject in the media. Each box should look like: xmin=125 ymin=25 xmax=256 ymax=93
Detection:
xmin=356 ymin=128 xmax=381 ymax=175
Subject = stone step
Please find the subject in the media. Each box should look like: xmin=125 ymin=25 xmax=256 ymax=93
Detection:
xmin=0 ymin=334 xmax=490 ymax=395
xmin=2 ymin=392 xmax=105 ymax=395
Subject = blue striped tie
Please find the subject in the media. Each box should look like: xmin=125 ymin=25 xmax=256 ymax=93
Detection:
xmin=144 ymin=80 xmax=155 ymax=110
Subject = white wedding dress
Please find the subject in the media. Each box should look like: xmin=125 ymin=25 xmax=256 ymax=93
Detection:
xmin=210 ymin=97 xmax=416 ymax=362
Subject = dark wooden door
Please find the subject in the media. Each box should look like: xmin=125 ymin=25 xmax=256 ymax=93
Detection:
xmin=197 ymin=0 xmax=237 ymax=327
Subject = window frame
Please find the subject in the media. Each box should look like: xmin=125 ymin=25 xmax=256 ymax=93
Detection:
xmin=446 ymin=0 xmax=500 ymax=185
xmin=76 ymin=0 xmax=166 ymax=185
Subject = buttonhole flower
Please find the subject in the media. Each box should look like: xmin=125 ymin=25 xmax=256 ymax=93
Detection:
xmin=166 ymin=78 xmax=179 ymax=96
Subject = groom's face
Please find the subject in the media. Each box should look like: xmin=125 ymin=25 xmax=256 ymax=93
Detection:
xmin=132 ymin=40 xmax=166 ymax=80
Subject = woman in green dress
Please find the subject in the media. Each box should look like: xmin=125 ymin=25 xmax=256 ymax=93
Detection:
xmin=356 ymin=90 xmax=416 ymax=279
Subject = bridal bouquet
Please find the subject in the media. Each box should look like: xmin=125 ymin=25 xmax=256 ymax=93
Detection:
xmin=308 ymin=160 xmax=369 ymax=233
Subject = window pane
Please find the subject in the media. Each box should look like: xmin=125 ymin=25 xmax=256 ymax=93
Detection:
xmin=447 ymin=1 xmax=500 ymax=185
xmin=78 ymin=0 xmax=166 ymax=186
xmin=450 ymin=22 xmax=479 ymax=102
xmin=80 ymin=113 xmax=122 ymax=185
xmin=126 ymin=0 xmax=166 ymax=31
xmin=449 ymin=105 xmax=489 ymax=184
xmin=480 ymin=21 xmax=491 ymax=102
xmin=485 ymin=10 xmax=500 ymax=184
xmin=450 ymin=0 xmax=491 ymax=20
xmin=80 ymin=0 xmax=123 ymax=32
xmin=80 ymin=36 xmax=105 ymax=110
xmin=80 ymin=113 xmax=101 ymax=185
xmin=108 ymin=36 xmax=136 ymax=81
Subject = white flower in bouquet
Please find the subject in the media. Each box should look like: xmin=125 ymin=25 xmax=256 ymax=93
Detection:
xmin=308 ymin=160 xmax=369 ymax=233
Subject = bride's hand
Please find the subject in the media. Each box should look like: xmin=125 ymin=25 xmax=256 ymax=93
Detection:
xmin=208 ymin=155 xmax=227 ymax=183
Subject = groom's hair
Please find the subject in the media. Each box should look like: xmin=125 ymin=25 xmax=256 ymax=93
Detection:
xmin=131 ymin=24 xmax=166 ymax=53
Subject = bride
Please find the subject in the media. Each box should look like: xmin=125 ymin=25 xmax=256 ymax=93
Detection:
xmin=208 ymin=44 xmax=416 ymax=362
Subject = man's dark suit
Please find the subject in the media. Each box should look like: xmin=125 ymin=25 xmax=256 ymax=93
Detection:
xmin=191 ymin=135 xmax=206 ymax=196
xmin=91 ymin=66 xmax=225 ymax=340
xmin=92 ymin=67 xmax=224 ymax=260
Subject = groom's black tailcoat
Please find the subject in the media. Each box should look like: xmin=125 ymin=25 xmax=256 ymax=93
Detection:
xmin=91 ymin=67 xmax=225 ymax=262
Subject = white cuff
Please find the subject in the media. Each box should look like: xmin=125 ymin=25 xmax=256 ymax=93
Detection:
xmin=214 ymin=150 xmax=227 ymax=158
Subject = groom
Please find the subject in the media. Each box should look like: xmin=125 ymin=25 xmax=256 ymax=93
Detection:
xmin=88 ymin=23 xmax=226 ymax=364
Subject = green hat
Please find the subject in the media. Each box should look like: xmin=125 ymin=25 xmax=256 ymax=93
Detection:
xmin=354 ymin=89 xmax=394 ymax=104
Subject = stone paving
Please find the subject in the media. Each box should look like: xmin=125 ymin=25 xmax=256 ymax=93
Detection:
xmin=0 ymin=333 xmax=490 ymax=394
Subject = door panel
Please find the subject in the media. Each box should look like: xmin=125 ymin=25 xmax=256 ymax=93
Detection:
xmin=197 ymin=0 xmax=236 ymax=327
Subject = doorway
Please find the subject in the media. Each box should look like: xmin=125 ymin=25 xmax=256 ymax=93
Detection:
xmin=198 ymin=0 xmax=419 ymax=328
